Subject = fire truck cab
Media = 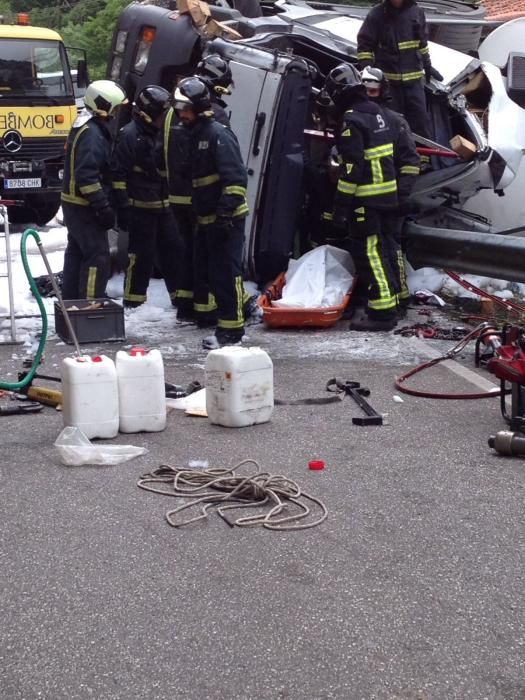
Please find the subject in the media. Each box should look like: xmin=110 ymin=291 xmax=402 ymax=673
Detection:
xmin=0 ymin=19 xmax=87 ymax=224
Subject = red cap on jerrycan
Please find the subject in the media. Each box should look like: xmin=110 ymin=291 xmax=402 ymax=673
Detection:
xmin=130 ymin=347 xmax=147 ymax=356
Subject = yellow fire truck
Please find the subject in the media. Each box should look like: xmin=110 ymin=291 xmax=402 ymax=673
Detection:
xmin=0 ymin=17 xmax=87 ymax=224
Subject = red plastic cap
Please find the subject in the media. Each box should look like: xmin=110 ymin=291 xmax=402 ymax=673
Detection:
xmin=92 ymin=356 xmax=103 ymax=363
xmin=130 ymin=347 xmax=147 ymax=356
xmin=308 ymin=460 xmax=325 ymax=471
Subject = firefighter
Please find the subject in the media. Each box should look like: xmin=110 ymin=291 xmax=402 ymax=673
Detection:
xmin=362 ymin=65 xmax=420 ymax=310
xmin=61 ymin=79 xmax=127 ymax=300
xmin=173 ymin=77 xmax=249 ymax=349
xmin=112 ymin=85 xmax=182 ymax=308
xmin=159 ymin=100 xmax=197 ymax=321
xmin=321 ymin=63 xmax=399 ymax=332
xmin=356 ymin=0 xmax=443 ymax=139
xmin=157 ymin=58 xmax=232 ymax=323
xmin=195 ymin=54 xmax=233 ymax=127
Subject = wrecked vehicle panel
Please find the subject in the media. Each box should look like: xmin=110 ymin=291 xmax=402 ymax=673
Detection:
xmin=108 ymin=2 xmax=525 ymax=280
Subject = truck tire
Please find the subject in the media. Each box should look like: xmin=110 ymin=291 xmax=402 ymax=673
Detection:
xmin=7 ymin=196 xmax=61 ymax=227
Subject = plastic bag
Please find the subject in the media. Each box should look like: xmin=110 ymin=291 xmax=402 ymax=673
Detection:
xmin=54 ymin=426 xmax=148 ymax=466
xmin=273 ymin=245 xmax=354 ymax=308
xmin=166 ymin=387 xmax=206 ymax=412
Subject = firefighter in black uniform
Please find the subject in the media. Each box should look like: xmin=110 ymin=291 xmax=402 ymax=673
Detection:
xmin=173 ymin=77 xmax=249 ymax=349
xmin=195 ymin=54 xmax=233 ymax=128
xmin=356 ymin=0 xmax=443 ymax=139
xmin=112 ymin=85 xmax=182 ymax=308
xmin=362 ymin=65 xmax=420 ymax=310
xmin=158 ymin=56 xmax=233 ymax=323
xmin=321 ymin=63 xmax=399 ymax=332
xmin=61 ymin=80 xmax=127 ymax=299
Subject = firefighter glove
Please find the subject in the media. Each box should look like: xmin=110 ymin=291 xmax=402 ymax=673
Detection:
xmin=95 ymin=205 xmax=115 ymax=231
xmin=398 ymin=198 xmax=421 ymax=216
xmin=117 ymin=207 xmax=130 ymax=231
xmin=332 ymin=208 xmax=349 ymax=232
xmin=216 ymin=214 xmax=234 ymax=231
xmin=425 ymin=65 xmax=444 ymax=83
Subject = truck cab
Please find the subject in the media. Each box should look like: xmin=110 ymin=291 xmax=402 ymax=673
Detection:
xmin=0 ymin=23 xmax=85 ymax=224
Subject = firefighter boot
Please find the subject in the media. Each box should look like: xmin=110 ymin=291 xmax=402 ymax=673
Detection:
xmin=349 ymin=315 xmax=397 ymax=332
xmin=202 ymin=329 xmax=245 ymax=350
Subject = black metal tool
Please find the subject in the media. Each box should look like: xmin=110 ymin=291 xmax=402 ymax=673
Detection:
xmin=0 ymin=401 xmax=43 ymax=415
xmin=326 ymin=378 xmax=383 ymax=426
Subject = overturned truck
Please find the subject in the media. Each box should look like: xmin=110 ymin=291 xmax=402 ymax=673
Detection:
xmin=108 ymin=2 xmax=525 ymax=282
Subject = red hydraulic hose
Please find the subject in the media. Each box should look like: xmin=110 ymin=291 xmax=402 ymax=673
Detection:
xmin=394 ymin=322 xmax=502 ymax=399
xmin=445 ymin=271 xmax=525 ymax=316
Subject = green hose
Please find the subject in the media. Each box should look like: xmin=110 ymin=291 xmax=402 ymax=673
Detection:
xmin=0 ymin=228 xmax=48 ymax=391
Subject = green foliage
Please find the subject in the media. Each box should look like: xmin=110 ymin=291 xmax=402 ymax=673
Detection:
xmin=30 ymin=5 xmax=63 ymax=29
xmin=0 ymin=0 xmax=14 ymax=22
xmin=60 ymin=0 xmax=130 ymax=78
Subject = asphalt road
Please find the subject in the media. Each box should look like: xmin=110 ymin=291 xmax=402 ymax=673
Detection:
xmin=1 ymin=315 xmax=524 ymax=700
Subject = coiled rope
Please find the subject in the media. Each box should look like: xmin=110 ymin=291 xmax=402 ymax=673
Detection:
xmin=137 ymin=459 xmax=328 ymax=531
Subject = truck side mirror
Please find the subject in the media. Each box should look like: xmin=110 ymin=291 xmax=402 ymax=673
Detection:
xmin=76 ymin=59 xmax=88 ymax=89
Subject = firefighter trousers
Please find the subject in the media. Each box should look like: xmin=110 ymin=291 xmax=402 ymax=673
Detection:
xmin=348 ymin=203 xmax=398 ymax=320
xmin=389 ymin=79 xmax=430 ymax=139
xmin=62 ymin=202 xmax=111 ymax=300
xmin=124 ymin=207 xmax=182 ymax=306
xmin=194 ymin=219 xmax=246 ymax=339
xmin=383 ymin=215 xmax=410 ymax=302
xmin=171 ymin=204 xmax=195 ymax=315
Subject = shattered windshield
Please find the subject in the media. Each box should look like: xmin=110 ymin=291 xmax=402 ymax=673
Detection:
xmin=0 ymin=39 xmax=73 ymax=100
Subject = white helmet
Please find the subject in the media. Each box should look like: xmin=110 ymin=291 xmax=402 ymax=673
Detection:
xmin=361 ymin=66 xmax=384 ymax=86
xmin=84 ymin=80 xmax=128 ymax=117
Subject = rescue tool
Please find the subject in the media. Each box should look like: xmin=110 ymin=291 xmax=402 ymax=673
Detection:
xmin=326 ymin=378 xmax=383 ymax=426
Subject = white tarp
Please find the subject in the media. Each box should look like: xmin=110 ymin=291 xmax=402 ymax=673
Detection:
xmin=273 ymin=245 xmax=354 ymax=309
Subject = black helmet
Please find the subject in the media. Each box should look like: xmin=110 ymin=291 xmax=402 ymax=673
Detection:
xmin=134 ymin=85 xmax=171 ymax=123
xmin=324 ymin=63 xmax=365 ymax=107
xmin=173 ymin=77 xmax=212 ymax=114
xmin=196 ymin=54 xmax=233 ymax=92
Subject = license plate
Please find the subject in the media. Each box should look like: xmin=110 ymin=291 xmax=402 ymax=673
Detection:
xmin=4 ymin=178 xmax=42 ymax=189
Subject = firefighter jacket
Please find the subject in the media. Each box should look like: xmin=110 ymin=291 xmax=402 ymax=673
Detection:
xmin=111 ymin=117 xmax=168 ymax=212
xmin=357 ymin=0 xmax=431 ymax=83
xmin=210 ymin=96 xmax=231 ymax=127
xmin=61 ymin=113 xmax=113 ymax=211
xmin=334 ymin=99 xmax=398 ymax=212
xmin=382 ymin=105 xmax=420 ymax=199
xmin=187 ymin=115 xmax=249 ymax=226
xmin=159 ymin=101 xmax=231 ymax=208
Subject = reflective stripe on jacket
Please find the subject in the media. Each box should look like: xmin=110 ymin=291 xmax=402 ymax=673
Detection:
xmin=111 ymin=117 xmax=168 ymax=211
xmin=158 ymin=101 xmax=231 ymax=207
xmin=357 ymin=0 xmax=431 ymax=82
xmin=334 ymin=100 xmax=398 ymax=210
xmin=61 ymin=115 xmax=113 ymax=209
xmin=188 ymin=116 xmax=249 ymax=226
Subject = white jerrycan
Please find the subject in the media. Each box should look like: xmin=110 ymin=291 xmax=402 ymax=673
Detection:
xmin=61 ymin=355 xmax=119 ymax=439
xmin=205 ymin=346 xmax=273 ymax=428
xmin=116 ymin=347 xmax=166 ymax=433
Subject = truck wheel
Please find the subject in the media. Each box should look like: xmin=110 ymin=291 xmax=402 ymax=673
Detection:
xmin=7 ymin=197 xmax=61 ymax=226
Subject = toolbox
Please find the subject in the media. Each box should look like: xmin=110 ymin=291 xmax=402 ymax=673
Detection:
xmin=258 ymin=272 xmax=354 ymax=329
xmin=54 ymin=299 xmax=125 ymax=344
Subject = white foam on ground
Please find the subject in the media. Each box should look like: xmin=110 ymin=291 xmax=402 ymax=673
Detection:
xmin=1 ymin=219 xmax=524 ymax=350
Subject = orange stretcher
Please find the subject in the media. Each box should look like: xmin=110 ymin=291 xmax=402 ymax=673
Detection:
xmin=258 ymin=272 xmax=355 ymax=329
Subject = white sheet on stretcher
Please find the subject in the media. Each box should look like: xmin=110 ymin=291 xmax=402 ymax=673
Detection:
xmin=273 ymin=245 xmax=354 ymax=309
